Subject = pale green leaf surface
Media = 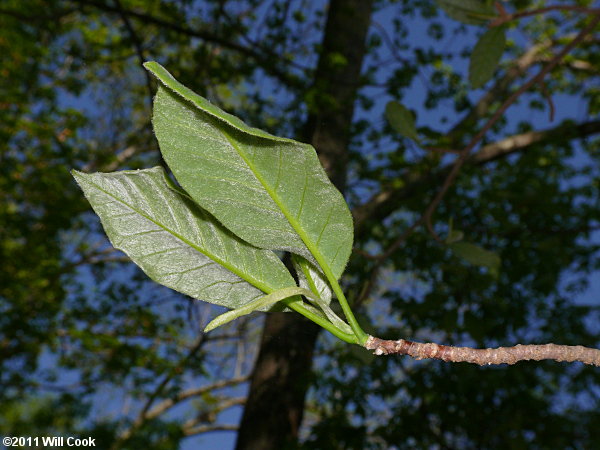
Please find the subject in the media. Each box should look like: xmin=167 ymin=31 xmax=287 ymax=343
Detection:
xmin=146 ymin=63 xmax=354 ymax=280
xmin=292 ymin=254 xmax=332 ymax=304
xmin=435 ymin=0 xmax=495 ymax=25
xmin=204 ymin=286 xmax=306 ymax=332
xmin=288 ymin=259 xmax=351 ymax=333
xmin=469 ymin=26 xmax=506 ymax=88
xmin=144 ymin=62 xmax=292 ymax=144
xmin=385 ymin=101 xmax=420 ymax=142
xmin=72 ymin=167 xmax=295 ymax=310
xmin=205 ymin=286 xmax=351 ymax=334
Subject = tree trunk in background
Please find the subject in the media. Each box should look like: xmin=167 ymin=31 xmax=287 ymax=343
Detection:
xmin=235 ymin=1 xmax=373 ymax=449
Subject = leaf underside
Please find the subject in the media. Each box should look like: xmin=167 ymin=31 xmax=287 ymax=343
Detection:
xmin=292 ymin=254 xmax=332 ymax=304
xmin=205 ymin=286 xmax=310 ymax=332
xmin=145 ymin=62 xmax=354 ymax=281
xmin=73 ymin=167 xmax=295 ymax=310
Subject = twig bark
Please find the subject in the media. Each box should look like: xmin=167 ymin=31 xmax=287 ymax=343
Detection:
xmin=365 ymin=336 xmax=600 ymax=366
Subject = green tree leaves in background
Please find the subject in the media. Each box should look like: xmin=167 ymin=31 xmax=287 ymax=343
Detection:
xmin=469 ymin=26 xmax=507 ymax=88
xmin=385 ymin=101 xmax=420 ymax=142
xmin=2 ymin=0 xmax=600 ymax=448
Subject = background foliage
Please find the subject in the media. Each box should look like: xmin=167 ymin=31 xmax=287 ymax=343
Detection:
xmin=1 ymin=0 xmax=599 ymax=448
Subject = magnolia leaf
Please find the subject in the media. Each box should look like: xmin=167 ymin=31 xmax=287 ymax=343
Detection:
xmin=469 ymin=26 xmax=506 ymax=88
xmin=450 ymin=241 xmax=501 ymax=277
xmin=292 ymin=254 xmax=332 ymax=304
xmin=205 ymin=286 xmax=351 ymax=333
xmin=435 ymin=0 xmax=496 ymax=25
xmin=204 ymin=286 xmax=305 ymax=332
xmin=290 ymin=254 xmax=351 ymax=332
xmin=145 ymin=62 xmax=353 ymax=283
xmin=385 ymin=101 xmax=420 ymax=142
xmin=72 ymin=167 xmax=296 ymax=310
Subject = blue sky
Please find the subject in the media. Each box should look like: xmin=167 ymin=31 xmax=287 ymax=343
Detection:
xmin=46 ymin=2 xmax=599 ymax=448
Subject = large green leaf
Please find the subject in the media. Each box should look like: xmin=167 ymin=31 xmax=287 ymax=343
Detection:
xmin=145 ymin=62 xmax=354 ymax=281
xmin=72 ymin=167 xmax=295 ymax=310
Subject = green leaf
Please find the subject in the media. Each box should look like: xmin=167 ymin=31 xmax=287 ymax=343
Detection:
xmin=449 ymin=241 xmax=501 ymax=277
xmin=445 ymin=218 xmax=464 ymax=244
xmin=446 ymin=229 xmax=464 ymax=244
xmin=385 ymin=101 xmax=420 ymax=142
xmin=292 ymin=254 xmax=332 ymax=304
xmin=72 ymin=167 xmax=295 ymax=310
xmin=204 ymin=286 xmax=306 ymax=332
xmin=435 ymin=0 xmax=496 ymax=25
xmin=291 ymin=255 xmax=351 ymax=332
xmin=205 ymin=285 xmax=351 ymax=334
xmin=145 ymin=62 xmax=354 ymax=283
xmin=143 ymin=62 xmax=292 ymax=144
xmin=469 ymin=26 xmax=506 ymax=88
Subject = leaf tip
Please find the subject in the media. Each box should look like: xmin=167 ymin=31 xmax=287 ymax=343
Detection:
xmin=203 ymin=321 xmax=218 ymax=333
xmin=71 ymin=169 xmax=85 ymax=182
xmin=142 ymin=60 xmax=159 ymax=72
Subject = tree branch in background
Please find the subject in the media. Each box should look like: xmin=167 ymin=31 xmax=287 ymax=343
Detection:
xmin=491 ymin=4 xmax=600 ymax=28
xmin=352 ymin=14 xmax=600 ymax=302
xmin=183 ymin=424 xmax=239 ymax=437
xmin=353 ymin=12 xmax=600 ymax=246
xmin=70 ymin=0 xmax=304 ymax=90
xmin=353 ymin=40 xmax=557 ymax=235
xmin=111 ymin=375 xmax=248 ymax=449
xmin=143 ymin=376 xmax=249 ymax=425
xmin=421 ymin=12 xmax=600 ymax=240
xmin=112 ymin=0 xmax=154 ymax=105
xmin=473 ymin=119 xmax=600 ymax=163
xmin=366 ymin=336 xmax=600 ymax=366
xmin=445 ymin=40 xmax=549 ymax=146
xmin=110 ymin=321 xmax=247 ymax=450
xmin=181 ymin=397 xmax=245 ymax=436
xmin=352 ymin=119 xmax=600 ymax=240
xmin=445 ymin=31 xmax=597 ymax=147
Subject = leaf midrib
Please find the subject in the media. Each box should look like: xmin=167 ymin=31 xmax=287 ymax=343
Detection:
xmin=87 ymin=176 xmax=275 ymax=294
xmin=219 ymin=130 xmax=339 ymax=281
